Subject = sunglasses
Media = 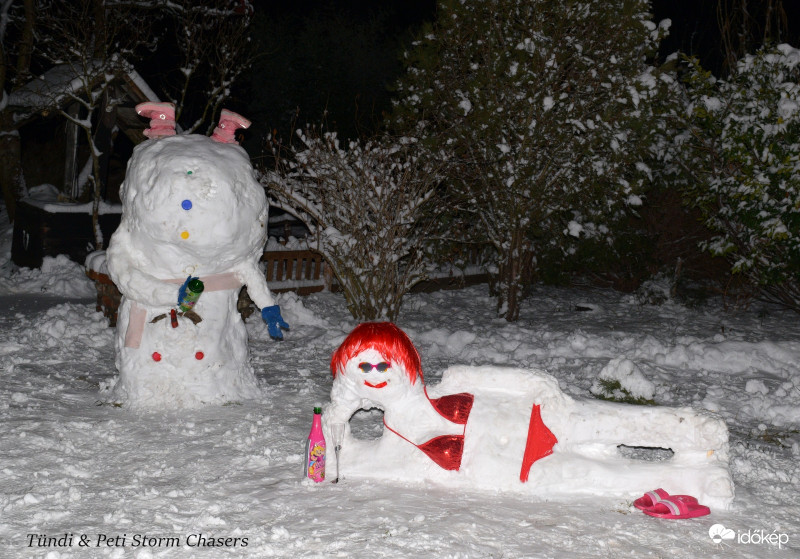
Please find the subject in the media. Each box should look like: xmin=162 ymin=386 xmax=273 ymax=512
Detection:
xmin=358 ymin=362 xmax=390 ymax=373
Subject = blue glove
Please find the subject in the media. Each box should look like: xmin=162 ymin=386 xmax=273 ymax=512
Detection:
xmin=177 ymin=275 xmax=199 ymax=305
xmin=262 ymin=305 xmax=290 ymax=340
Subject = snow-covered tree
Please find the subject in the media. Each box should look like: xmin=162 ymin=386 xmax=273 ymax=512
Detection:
xmin=392 ymin=0 xmax=671 ymax=320
xmin=264 ymin=128 xmax=444 ymax=321
xmin=20 ymin=0 xmax=154 ymax=248
xmin=673 ymin=44 xmax=800 ymax=311
xmin=0 ymin=0 xmax=254 ymax=238
xmin=162 ymin=0 xmax=255 ymax=135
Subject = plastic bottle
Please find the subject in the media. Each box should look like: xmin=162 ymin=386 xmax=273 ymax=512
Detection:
xmin=304 ymin=407 xmax=326 ymax=482
xmin=178 ymin=278 xmax=204 ymax=312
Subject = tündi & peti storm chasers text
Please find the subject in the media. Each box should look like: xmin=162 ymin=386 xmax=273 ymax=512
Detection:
xmin=26 ymin=533 xmax=248 ymax=548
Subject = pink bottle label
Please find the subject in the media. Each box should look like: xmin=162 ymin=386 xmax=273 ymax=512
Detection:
xmin=307 ymin=440 xmax=326 ymax=482
xmin=306 ymin=411 xmax=326 ymax=482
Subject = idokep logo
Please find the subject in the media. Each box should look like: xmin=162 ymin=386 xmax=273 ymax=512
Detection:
xmin=709 ymin=523 xmax=790 ymax=549
xmin=708 ymin=524 xmax=735 ymax=544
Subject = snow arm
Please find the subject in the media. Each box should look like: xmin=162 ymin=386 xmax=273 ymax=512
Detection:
xmin=322 ymin=378 xmax=382 ymax=436
xmin=321 ymin=377 xmax=386 ymax=479
xmin=234 ymin=260 xmax=288 ymax=340
xmin=234 ymin=260 xmax=275 ymax=309
xmin=106 ymin=228 xmax=181 ymax=308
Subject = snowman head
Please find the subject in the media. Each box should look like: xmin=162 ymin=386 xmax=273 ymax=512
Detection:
xmin=330 ymin=322 xmax=424 ymax=403
xmin=119 ymin=134 xmax=267 ymax=272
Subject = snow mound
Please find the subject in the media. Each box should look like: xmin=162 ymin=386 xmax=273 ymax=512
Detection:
xmin=25 ymin=303 xmax=113 ymax=349
xmin=737 ymin=375 xmax=800 ymax=427
xmin=0 ymin=255 xmax=95 ymax=298
xmin=422 ymin=327 xmax=477 ymax=356
xmin=591 ymin=357 xmax=656 ymax=401
xmin=634 ymin=275 xmax=673 ymax=306
xmin=276 ymin=291 xmax=326 ymax=328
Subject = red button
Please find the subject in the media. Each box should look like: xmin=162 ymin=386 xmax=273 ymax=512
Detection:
xmin=195 ymin=351 xmax=204 ymax=360
xmin=152 ymin=352 xmax=162 ymax=361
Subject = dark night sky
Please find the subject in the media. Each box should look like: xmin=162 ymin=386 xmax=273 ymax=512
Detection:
xmin=251 ymin=0 xmax=799 ymax=69
xmin=232 ymin=0 xmax=799 ymax=144
xmin=653 ymin=0 xmax=721 ymax=68
xmin=652 ymin=0 xmax=800 ymax=70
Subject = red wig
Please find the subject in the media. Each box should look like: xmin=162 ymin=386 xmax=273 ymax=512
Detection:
xmin=330 ymin=322 xmax=423 ymax=384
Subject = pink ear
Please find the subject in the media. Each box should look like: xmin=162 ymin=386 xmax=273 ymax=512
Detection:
xmin=136 ymin=102 xmax=177 ymax=139
xmin=211 ymin=109 xmax=251 ymax=144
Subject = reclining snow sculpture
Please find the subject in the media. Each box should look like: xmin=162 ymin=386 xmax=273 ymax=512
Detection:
xmin=105 ymin=103 xmax=288 ymax=407
xmin=323 ymin=322 xmax=734 ymax=509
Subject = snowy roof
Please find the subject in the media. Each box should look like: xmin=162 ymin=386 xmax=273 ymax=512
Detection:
xmin=6 ymin=61 xmax=161 ymax=127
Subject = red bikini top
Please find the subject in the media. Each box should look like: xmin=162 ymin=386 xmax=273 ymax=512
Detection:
xmin=383 ymin=392 xmax=474 ymax=471
xmin=430 ymin=391 xmax=473 ymax=425
xmin=382 ymin=392 xmax=558 ymax=480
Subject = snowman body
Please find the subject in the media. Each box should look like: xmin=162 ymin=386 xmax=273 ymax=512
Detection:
xmin=106 ymin=134 xmax=275 ymax=407
xmin=323 ymin=323 xmax=735 ymax=510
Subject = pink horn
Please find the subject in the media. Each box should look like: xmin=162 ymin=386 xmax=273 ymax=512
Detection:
xmin=211 ymin=109 xmax=251 ymax=144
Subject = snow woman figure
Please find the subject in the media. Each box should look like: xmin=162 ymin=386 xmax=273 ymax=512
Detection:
xmin=105 ymin=103 xmax=288 ymax=407
xmin=323 ymin=323 xmax=734 ymax=509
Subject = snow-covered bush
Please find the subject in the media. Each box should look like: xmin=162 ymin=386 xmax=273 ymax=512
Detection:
xmin=590 ymin=357 xmax=656 ymax=405
xmin=391 ymin=0 xmax=671 ymax=321
xmin=264 ymin=128 xmax=443 ymax=321
xmin=674 ymin=45 xmax=800 ymax=311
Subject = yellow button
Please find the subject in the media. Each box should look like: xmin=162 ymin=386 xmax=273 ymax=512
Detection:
xmin=180 ymin=231 xmax=190 ymax=239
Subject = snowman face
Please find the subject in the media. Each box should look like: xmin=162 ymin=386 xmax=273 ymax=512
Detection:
xmin=120 ymin=135 xmax=267 ymax=273
xmin=342 ymin=348 xmax=414 ymax=404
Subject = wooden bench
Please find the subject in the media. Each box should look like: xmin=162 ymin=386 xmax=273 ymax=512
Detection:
xmin=260 ymin=249 xmax=331 ymax=295
xmin=87 ymin=248 xmax=489 ymax=326
xmin=87 ymin=249 xmax=335 ymax=326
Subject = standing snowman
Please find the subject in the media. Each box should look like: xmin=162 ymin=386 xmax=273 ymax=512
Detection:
xmin=105 ymin=103 xmax=288 ymax=407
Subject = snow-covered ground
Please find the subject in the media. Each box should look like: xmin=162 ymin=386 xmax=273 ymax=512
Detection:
xmin=1 ymin=206 xmax=798 ymax=558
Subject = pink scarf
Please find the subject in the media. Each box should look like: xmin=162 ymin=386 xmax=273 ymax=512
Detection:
xmin=124 ymin=272 xmax=243 ymax=349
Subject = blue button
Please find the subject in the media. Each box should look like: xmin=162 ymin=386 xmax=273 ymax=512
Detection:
xmin=181 ymin=200 xmax=193 ymax=210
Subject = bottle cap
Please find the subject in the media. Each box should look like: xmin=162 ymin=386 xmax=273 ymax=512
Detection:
xmin=313 ymin=407 xmax=322 ymax=414
xmin=188 ymin=278 xmax=205 ymax=292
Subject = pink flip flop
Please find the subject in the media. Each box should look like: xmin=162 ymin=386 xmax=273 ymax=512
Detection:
xmin=633 ymin=489 xmax=698 ymax=511
xmin=642 ymin=496 xmax=710 ymax=519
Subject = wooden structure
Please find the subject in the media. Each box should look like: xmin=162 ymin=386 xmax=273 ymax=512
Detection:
xmin=7 ymin=64 xmax=161 ymax=269
xmin=7 ymin=64 xmax=160 ymax=202
xmin=86 ymin=267 xmax=123 ymax=326
xmin=86 ymin=248 xmax=488 ymax=326
xmin=12 ymin=200 xmax=122 ymax=269
xmin=261 ymin=250 xmax=332 ymax=295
